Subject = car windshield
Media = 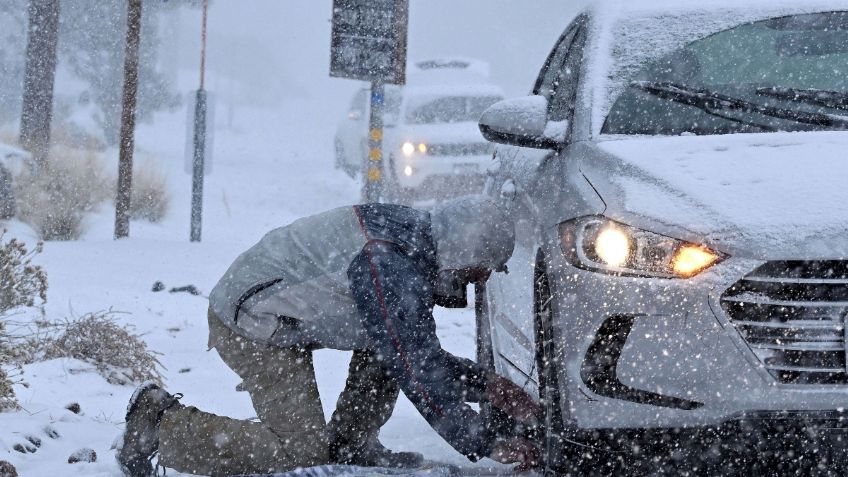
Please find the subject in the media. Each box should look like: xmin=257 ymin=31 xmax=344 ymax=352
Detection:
xmin=603 ymin=11 xmax=848 ymax=136
xmin=405 ymin=95 xmax=502 ymax=124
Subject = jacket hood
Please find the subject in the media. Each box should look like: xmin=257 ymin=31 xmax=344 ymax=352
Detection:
xmin=431 ymin=197 xmax=515 ymax=271
xmin=583 ymin=131 xmax=848 ymax=260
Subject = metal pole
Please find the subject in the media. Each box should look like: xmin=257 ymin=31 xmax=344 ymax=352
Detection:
xmin=364 ymin=81 xmax=385 ymax=203
xmin=20 ymin=0 xmax=60 ymax=170
xmin=114 ymin=0 xmax=143 ymax=239
xmin=190 ymin=0 xmax=209 ymax=242
xmin=190 ymin=90 xmax=207 ymax=242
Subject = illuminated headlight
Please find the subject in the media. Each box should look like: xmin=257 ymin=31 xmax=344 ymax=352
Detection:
xmin=403 ymin=165 xmax=413 ymax=176
xmin=402 ymin=142 xmax=415 ymax=157
xmin=402 ymin=142 xmax=427 ymax=157
xmin=559 ymin=217 xmax=725 ymax=278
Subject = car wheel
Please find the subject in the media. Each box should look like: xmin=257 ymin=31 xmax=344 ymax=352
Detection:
xmin=335 ymin=142 xmax=357 ymax=179
xmin=534 ymin=251 xmax=571 ymax=475
xmin=475 ymin=282 xmax=495 ymax=372
xmin=474 ymin=281 xmax=502 ymax=437
xmin=534 ymin=251 xmax=626 ymax=475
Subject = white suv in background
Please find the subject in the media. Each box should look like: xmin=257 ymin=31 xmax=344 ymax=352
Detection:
xmin=334 ymin=58 xmax=504 ymax=203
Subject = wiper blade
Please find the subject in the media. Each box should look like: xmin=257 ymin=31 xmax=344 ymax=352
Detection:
xmin=632 ymin=81 xmax=848 ymax=130
xmin=757 ymin=86 xmax=848 ymax=111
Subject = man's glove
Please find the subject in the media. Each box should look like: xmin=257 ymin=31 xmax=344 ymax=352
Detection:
xmin=489 ymin=437 xmax=540 ymax=472
xmin=485 ymin=373 xmax=543 ymax=426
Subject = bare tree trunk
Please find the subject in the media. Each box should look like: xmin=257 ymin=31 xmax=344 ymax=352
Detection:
xmin=19 ymin=0 xmax=60 ymax=169
xmin=114 ymin=0 xmax=143 ymax=240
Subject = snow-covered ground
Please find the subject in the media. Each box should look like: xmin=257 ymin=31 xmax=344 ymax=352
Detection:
xmin=0 ymin=97 xmax=516 ymax=476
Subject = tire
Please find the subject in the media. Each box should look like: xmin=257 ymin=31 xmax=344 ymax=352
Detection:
xmin=534 ymin=251 xmax=571 ymax=475
xmin=475 ymin=282 xmax=500 ymax=438
xmin=334 ymin=142 xmax=358 ymax=179
xmin=475 ymin=282 xmax=495 ymax=372
xmin=534 ymin=251 xmax=627 ymax=476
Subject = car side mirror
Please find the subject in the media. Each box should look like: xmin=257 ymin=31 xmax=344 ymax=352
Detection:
xmin=479 ymin=96 xmax=562 ymax=150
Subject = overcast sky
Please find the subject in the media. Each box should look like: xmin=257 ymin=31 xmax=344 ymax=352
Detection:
xmin=173 ymin=1 xmax=586 ymax=113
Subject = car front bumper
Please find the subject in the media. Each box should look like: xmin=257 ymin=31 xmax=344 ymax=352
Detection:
xmin=546 ymin=251 xmax=848 ymax=431
xmin=391 ymin=153 xmax=496 ymax=189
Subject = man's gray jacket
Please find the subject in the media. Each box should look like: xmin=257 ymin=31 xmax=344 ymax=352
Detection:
xmin=209 ymin=202 xmax=515 ymax=461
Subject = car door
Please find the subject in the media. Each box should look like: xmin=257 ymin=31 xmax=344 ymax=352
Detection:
xmin=483 ymin=15 xmax=589 ymax=393
xmin=338 ymin=88 xmax=369 ymax=174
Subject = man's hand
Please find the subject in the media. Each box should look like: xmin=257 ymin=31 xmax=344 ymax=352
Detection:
xmin=486 ymin=373 xmax=543 ymax=425
xmin=489 ymin=437 xmax=540 ymax=472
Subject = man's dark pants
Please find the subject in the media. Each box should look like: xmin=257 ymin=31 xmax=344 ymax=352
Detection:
xmin=157 ymin=309 xmax=397 ymax=476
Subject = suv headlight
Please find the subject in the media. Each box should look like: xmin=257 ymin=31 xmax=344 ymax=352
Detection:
xmin=559 ymin=216 xmax=725 ymax=278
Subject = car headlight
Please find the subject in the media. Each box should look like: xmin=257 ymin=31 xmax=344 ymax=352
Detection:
xmin=402 ymin=142 xmax=427 ymax=157
xmin=559 ymin=216 xmax=725 ymax=278
xmin=402 ymin=142 xmax=415 ymax=157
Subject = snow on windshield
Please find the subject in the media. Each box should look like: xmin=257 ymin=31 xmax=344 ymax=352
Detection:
xmin=404 ymin=95 xmax=502 ymax=124
xmin=585 ymin=0 xmax=848 ymax=135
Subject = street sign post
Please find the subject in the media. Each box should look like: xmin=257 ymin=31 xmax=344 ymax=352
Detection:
xmin=330 ymin=0 xmax=408 ymax=85
xmin=330 ymin=0 xmax=408 ymax=203
xmin=189 ymin=0 xmax=210 ymax=243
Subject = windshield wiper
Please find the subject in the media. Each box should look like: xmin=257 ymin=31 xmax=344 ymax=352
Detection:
xmin=632 ymin=81 xmax=848 ymax=130
xmin=756 ymin=86 xmax=848 ymax=111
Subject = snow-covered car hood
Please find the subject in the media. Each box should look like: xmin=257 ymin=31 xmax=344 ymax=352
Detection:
xmin=583 ymin=131 xmax=848 ymax=260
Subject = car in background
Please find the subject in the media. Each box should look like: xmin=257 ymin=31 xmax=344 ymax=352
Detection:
xmin=334 ymin=58 xmax=504 ymax=202
xmin=474 ymin=2 xmax=848 ymax=473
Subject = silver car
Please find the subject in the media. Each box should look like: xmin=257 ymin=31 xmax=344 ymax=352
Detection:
xmin=475 ymin=2 xmax=848 ymax=472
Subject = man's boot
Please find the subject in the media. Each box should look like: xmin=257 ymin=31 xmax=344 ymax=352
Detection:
xmin=116 ymin=382 xmax=182 ymax=477
xmin=329 ymin=434 xmax=424 ymax=468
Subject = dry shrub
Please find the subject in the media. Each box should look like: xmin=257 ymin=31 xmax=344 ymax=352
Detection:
xmin=40 ymin=311 xmax=163 ymax=386
xmin=50 ymin=123 xmax=107 ymax=152
xmin=0 ymin=235 xmax=47 ymax=411
xmin=14 ymin=148 xmax=111 ymax=241
xmin=0 ymin=234 xmax=47 ymax=314
xmin=128 ymin=160 xmax=170 ymax=223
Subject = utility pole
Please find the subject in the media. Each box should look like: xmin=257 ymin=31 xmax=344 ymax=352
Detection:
xmin=189 ymin=0 xmax=209 ymax=242
xmin=114 ymin=0 xmax=143 ymax=239
xmin=364 ymin=82 xmax=385 ymax=202
xmin=20 ymin=0 xmax=60 ymax=170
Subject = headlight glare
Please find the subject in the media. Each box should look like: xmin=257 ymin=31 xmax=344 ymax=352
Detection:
xmin=594 ymin=226 xmax=631 ymax=267
xmin=402 ymin=142 xmax=415 ymax=157
xmin=672 ymin=245 xmax=720 ymax=278
xmin=560 ymin=217 xmax=724 ymax=278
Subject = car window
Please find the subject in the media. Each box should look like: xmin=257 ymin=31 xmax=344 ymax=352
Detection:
xmin=405 ymin=96 xmax=503 ymax=124
xmin=603 ymin=11 xmax=848 ymax=136
xmin=548 ymin=22 xmax=588 ymax=123
xmin=348 ymin=89 xmax=368 ymax=117
xmin=533 ymin=15 xmax=587 ymax=100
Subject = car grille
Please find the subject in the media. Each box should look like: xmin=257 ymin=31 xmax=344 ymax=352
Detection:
xmin=426 ymin=143 xmax=494 ymax=157
xmin=721 ymin=261 xmax=848 ymax=385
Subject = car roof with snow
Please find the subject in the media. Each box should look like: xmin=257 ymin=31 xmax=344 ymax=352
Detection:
xmin=586 ymin=0 xmax=844 ymax=16
xmin=581 ymin=0 xmax=848 ymax=134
